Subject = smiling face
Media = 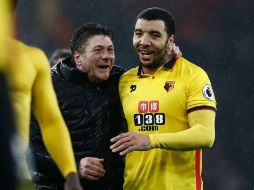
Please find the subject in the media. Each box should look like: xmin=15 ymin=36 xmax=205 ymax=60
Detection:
xmin=74 ymin=35 xmax=115 ymax=83
xmin=133 ymin=19 xmax=174 ymax=72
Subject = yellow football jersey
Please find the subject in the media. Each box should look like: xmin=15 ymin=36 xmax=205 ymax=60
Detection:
xmin=119 ymin=57 xmax=216 ymax=190
xmin=0 ymin=0 xmax=13 ymax=71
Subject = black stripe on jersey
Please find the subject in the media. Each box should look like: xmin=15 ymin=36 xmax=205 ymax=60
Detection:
xmin=187 ymin=106 xmax=216 ymax=114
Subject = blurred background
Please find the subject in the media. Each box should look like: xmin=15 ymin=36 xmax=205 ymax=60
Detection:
xmin=15 ymin=0 xmax=253 ymax=189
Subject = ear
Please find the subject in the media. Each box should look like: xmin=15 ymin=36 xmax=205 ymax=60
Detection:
xmin=73 ymin=51 xmax=81 ymax=67
xmin=168 ymin=34 xmax=175 ymax=44
xmin=167 ymin=35 xmax=175 ymax=54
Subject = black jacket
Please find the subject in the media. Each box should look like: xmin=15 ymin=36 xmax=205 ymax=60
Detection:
xmin=29 ymin=57 xmax=125 ymax=190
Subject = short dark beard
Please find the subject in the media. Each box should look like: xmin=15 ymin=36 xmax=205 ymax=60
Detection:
xmin=137 ymin=37 xmax=172 ymax=69
xmin=140 ymin=59 xmax=164 ymax=69
xmin=139 ymin=48 xmax=170 ymax=69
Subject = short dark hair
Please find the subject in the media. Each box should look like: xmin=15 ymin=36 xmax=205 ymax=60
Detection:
xmin=70 ymin=22 xmax=113 ymax=54
xmin=136 ymin=7 xmax=175 ymax=36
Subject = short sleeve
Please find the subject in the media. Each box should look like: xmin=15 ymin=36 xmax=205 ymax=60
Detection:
xmin=187 ymin=68 xmax=216 ymax=113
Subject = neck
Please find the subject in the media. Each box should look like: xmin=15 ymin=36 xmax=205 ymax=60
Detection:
xmin=141 ymin=56 xmax=172 ymax=75
xmin=141 ymin=67 xmax=159 ymax=75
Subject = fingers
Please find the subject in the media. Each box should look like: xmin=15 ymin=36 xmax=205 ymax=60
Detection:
xmin=118 ymin=144 xmax=135 ymax=156
xmin=79 ymin=168 xmax=103 ymax=181
xmin=110 ymin=132 xmax=152 ymax=155
xmin=170 ymin=43 xmax=182 ymax=59
xmin=110 ymin=140 xmax=134 ymax=155
xmin=110 ymin=132 xmax=133 ymax=154
xmin=110 ymin=132 xmax=137 ymax=156
xmin=110 ymin=134 xmax=130 ymax=150
xmin=79 ymin=157 xmax=105 ymax=181
xmin=110 ymin=132 xmax=130 ymax=142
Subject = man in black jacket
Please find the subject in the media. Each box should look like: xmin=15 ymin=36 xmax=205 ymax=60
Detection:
xmin=29 ymin=23 xmax=125 ymax=190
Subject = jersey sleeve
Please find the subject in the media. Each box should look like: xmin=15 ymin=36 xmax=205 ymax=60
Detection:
xmin=30 ymin=48 xmax=77 ymax=178
xmin=149 ymin=109 xmax=215 ymax=150
xmin=186 ymin=67 xmax=216 ymax=113
xmin=0 ymin=0 xmax=13 ymax=72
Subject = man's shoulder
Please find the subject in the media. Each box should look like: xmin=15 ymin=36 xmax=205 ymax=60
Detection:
xmin=121 ymin=67 xmax=138 ymax=77
xmin=175 ymin=57 xmax=212 ymax=88
xmin=8 ymin=39 xmax=49 ymax=70
xmin=176 ymin=57 xmax=207 ymax=75
xmin=10 ymin=39 xmax=45 ymax=56
xmin=118 ymin=67 xmax=138 ymax=86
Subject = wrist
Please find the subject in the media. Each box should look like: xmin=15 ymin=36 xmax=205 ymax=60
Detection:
xmin=149 ymin=134 xmax=160 ymax=148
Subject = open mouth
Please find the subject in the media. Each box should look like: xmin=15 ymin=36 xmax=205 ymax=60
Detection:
xmin=139 ymin=50 xmax=153 ymax=56
xmin=138 ymin=50 xmax=153 ymax=61
xmin=98 ymin=65 xmax=110 ymax=69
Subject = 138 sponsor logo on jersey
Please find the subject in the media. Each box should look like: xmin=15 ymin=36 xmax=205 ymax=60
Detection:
xmin=134 ymin=100 xmax=165 ymax=131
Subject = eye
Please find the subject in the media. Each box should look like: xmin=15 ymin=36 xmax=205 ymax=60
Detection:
xmin=108 ymin=48 xmax=114 ymax=53
xmin=151 ymin=33 xmax=160 ymax=38
xmin=134 ymin=31 xmax=142 ymax=37
xmin=93 ymin=48 xmax=102 ymax=53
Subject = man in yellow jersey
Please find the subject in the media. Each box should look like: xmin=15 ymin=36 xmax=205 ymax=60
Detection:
xmin=2 ymin=0 xmax=82 ymax=189
xmin=110 ymin=7 xmax=216 ymax=190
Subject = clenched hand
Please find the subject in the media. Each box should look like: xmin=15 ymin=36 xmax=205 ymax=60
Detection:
xmin=79 ymin=157 xmax=105 ymax=181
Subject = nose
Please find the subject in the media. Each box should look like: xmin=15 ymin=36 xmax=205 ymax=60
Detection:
xmin=140 ymin=33 xmax=151 ymax=46
xmin=101 ymin=50 xmax=114 ymax=60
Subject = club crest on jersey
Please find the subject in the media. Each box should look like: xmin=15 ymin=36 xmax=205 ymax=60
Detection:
xmin=164 ymin=81 xmax=175 ymax=92
xmin=202 ymin=84 xmax=214 ymax=100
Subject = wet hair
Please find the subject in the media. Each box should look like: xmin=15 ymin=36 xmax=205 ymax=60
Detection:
xmin=70 ymin=22 xmax=113 ymax=54
xmin=136 ymin=7 xmax=175 ymax=36
xmin=49 ymin=48 xmax=71 ymax=66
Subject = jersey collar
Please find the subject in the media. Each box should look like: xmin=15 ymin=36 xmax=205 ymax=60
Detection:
xmin=137 ymin=58 xmax=176 ymax=77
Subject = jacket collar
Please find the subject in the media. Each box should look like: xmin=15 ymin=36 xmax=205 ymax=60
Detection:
xmin=55 ymin=57 xmax=89 ymax=82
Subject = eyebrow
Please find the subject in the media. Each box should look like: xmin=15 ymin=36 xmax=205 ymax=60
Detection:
xmin=89 ymin=45 xmax=113 ymax=52
xmin=150 ymin=30 xmax=162 ymax=35
xmin=134 ymin=28 xmax=162 ymax=34
xmin=134 ymin=29 xmax=162 ymax=36
xmin=134 ymin=29 xmax=142 ymax=32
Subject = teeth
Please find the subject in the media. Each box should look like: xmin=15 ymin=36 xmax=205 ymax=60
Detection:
xmin=141 ymin=52 xmax=150 ymax=55
xmin=140 ymin=50 xmax=151 ymax=55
